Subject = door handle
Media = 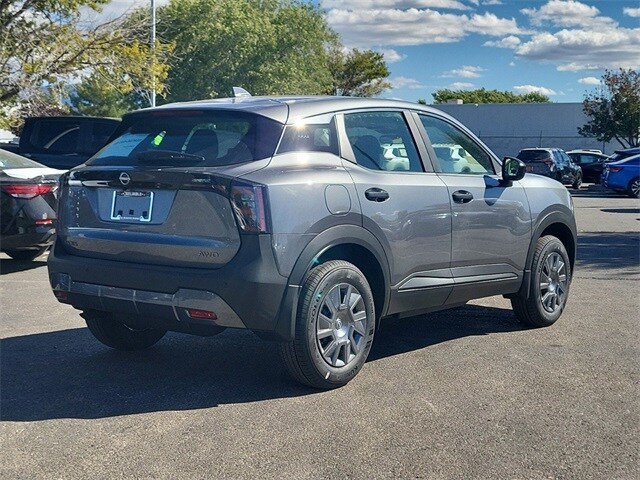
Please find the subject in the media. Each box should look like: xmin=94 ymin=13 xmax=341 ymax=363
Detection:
xmin=452 ymin=190 xmax=473 ymax=203
xmin=365 ymin=188 xmax=389 ymax=202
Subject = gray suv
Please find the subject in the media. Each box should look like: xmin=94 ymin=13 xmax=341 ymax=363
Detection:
xmin=48 ymin=97 xmax=577 ymax=389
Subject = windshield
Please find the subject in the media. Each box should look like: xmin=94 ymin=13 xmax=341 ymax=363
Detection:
xmin=88 ymin=111 xmax=283 ymax=167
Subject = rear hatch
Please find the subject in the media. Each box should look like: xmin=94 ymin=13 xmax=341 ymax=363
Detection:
xmin=57 ymin=109 xmax=283 ymax=268
xmin=517 ymin=150 xmax=553 ymax=175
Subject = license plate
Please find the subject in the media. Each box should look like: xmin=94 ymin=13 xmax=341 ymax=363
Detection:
xmin=110 ymin=190 xmax=154 ymax=222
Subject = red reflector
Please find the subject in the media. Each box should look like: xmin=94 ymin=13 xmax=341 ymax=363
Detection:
xmin=35 ymin=219 xmax=54 ymax=225
xmin=54 ymin=291 xmax=68 ymax=301
xmin=187 ymin=309 xmax=218 ymax=320
xmin=608 ymin=166 xmax=623 ymax=173
xmin=1 ymin=184 xmax=55 ymax=199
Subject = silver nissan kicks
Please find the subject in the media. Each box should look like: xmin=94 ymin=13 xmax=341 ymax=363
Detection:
xmin=48 ymin=96 xmax=577 ymax=389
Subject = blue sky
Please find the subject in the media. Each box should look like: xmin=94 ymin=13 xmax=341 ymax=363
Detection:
xmin=91 ymin=0 xmax=640 ymax=103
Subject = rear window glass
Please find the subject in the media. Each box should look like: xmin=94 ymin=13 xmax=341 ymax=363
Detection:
xmin=0 ymin=149 xmax=45 ymax=169
xmin=517 ymin=150 xmax=551 ymax=163
xmin=87 ymin=111 xmax=283 ymax=167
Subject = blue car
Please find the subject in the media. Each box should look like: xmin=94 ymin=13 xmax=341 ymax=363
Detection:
xmin=601 ymin=154 xmax=640 ymax=198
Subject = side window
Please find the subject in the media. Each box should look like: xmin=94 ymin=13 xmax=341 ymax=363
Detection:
xmin=343 ymin=111 xmax=423 ymax=172
xmin=277 ymin=115 xmax=338 ymax=155
xmin=87 ymin=121 xmax=119 ymax=154
xmin=29 ymin=121 xmax=81 ymax=154
xmin=419 ymin=114 xmax=495 ymax=175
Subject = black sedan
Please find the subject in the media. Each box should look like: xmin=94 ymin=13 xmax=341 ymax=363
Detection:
xmin=566 ymin=150 xmax=610 ymax=183
xmin=0 ymin=150 xmax=63 ymax=260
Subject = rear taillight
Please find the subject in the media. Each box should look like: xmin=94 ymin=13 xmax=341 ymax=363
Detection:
xmin=230 ymin=180 xmax=270 ymax=234
xmin=1 ymin=184 xmax=56 ymax=199
xmin=608 ymin=166 xmax=623 ymax=173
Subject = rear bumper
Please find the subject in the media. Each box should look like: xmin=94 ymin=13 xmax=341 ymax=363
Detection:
xmin=0 ymin=227 xmax=55 ymax=250
xmin=47 ymin=235 xmax=295 ymax=338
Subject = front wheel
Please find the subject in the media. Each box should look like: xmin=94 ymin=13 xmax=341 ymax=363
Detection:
xmin=511 ymin=235 xmax=572 ymax=327
xmin=572 ymin=174 xmax=582 ymax=189
xmin=627 ymin=177 xmax=640 ymax=198
xmin=82 ymin=310 xmax=166 ymax=351
xmin=280 ymin=260 xmax=376 ymax=389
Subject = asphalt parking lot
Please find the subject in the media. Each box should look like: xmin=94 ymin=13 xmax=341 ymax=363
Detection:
xmin=1 ymin=186 xmax=638 ymax=479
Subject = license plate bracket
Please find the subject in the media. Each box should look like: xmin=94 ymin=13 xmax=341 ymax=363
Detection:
xmin=110 ymin=190 xmax=154 ymax=222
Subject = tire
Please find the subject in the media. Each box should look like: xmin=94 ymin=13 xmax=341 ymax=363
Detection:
xmin=627 ymin=177 xmax=640 ymax=198
xmin=4 ymin=247 xmax=48 ymax=261
xmin=280 ymin=260 xmax=376 ymax=389
xmin=82 ymin=310 xmax=166 ymax=351
xmin=572 ymin=174 xmax=582 ymax=189
xmin=511 ymin=235 xmax=571 ymax=328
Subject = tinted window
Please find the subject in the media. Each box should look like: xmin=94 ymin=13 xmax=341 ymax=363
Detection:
xmin=87 ymin=121 xmax=119 ymax=154
xmin=344 ymin=111 xmax=422 ymax=172
xmin=0 ymin=149 xmax=45 ymax=169
xmin=29 ymin=120 xmax=81 ymax=154
xmin=517 ymin=150 xmax=551 ymax=163
xmin=278 ymin=115 xmax=338 ymax=155
xmin=420 ymin=115 xmax=494 ymax=174
xmin=88 ymin=111 xmax=283 ymax=167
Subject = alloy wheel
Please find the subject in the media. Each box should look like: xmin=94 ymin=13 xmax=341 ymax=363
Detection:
xmin=539 ymin=252 xmax=568 ymax=313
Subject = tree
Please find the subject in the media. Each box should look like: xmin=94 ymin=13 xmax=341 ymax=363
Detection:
xmin=159 ymin=0 xmax=338 ymax=101
xmin=428 ymin=88 xmax=550 ymax=104
xmin=579 ymin=69 xmax=640 ymax=148
xmin=70 ymin=69 xmax=138 ymax=117
xmin=329 ymin=48 xmax=391 ymax=97
xmin=0 ymin=1 xmax=172 ymax=129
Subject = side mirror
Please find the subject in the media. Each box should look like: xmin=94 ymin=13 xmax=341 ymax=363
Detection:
xmin=502 ymin=156 xmax=526 ymax=182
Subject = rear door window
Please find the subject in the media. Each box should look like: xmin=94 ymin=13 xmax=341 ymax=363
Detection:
xmin=28 ymin=120 xmax=81 ymax=154
xmin=88 ymin=111 xmax=283 ymax=167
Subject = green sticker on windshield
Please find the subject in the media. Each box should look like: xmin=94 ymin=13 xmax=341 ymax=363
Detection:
xmin=151 ymin=131 xmax=166 ymax=146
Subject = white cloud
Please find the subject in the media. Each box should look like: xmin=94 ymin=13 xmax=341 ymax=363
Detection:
xmin=513 ymin=85 xmax=557 ymax=96
xmin=521 ymin=0 xmax=616 ymax=29
xmin=515 ymin=28 xmax=640 ymax=71
xmin=482 ymin=0 xmax=502 ymax=5
xmin=578 ymin=77 xmax=601 ymax=85
xmin=448 ymin=82 xmax=475 ymax=89
xmin=322 ymin=1 xmax=470 ymax=9
xmin=377 ymin=49 xmax=407 ymax=63
xmin=624 ymin=7 xmax=640 ymax=18
xmin=509 ymin=61 xmax=516 ymax=67
xmin=391 ymin=76 xmax=426 ymax=89
xmin=483 ymin=35 xmax=521 ymax=48
xmin=325 ymin=8 xmax=521 ymax=48
xmin=81 ymin=0 xmax=170 ymax=22
xmin=441 ymin=65 xmax=485 ymax=78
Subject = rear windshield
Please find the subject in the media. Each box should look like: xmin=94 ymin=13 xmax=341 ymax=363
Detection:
xmin=517 ymin=150 xmax=551 ymax=163
xmin=0 ymin=149 xmax=45 ymax=169
xmin=87 ymin=111 xmax=283 ymax=167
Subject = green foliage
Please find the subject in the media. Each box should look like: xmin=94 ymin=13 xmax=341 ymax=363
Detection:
xmin=0 ymin=0 xmax=172 ymax=128
xmin=431 ymin=88 xmax=550 ymax=104
xmin=329 ymin=48 xmax=391 ymax=97
xmin=579 ymin=69 xmax=640 ymax=148
xmin=159 ymin=0 xmax=337 ymax=101
xmin=70 ymin=70 xmax=136 ymax=117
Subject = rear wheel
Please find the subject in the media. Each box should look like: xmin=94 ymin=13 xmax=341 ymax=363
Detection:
xmin=512 ymin=235 xmax=571 ymax=327
xmin=627 ymin=177 xmax=640 ymax=198
xmin=82 ymin=310 xmax=166 ymax=351
xmin=280 ymin=260 xmax=376 ymax=389
xmin=4 ymin=247 xmax=48 ymax=261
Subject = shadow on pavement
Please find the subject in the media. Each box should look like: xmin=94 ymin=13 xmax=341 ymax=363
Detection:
xmin=577 ymin=232 xmax=640 ymax=271
xmin=1 ymin=305 xmax=522 ymax=421
xmin=0 ymin=258 xmax=48 ymax=275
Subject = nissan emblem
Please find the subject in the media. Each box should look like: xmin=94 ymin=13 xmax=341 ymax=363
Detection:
xmin=119 ymin=172 xmax=131 ymax=186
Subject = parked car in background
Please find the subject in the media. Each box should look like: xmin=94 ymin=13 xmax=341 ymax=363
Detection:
xmin=516 ymin=148 xmax=582 ymax=189
xmin=566 ymin=150 xmax=610 ymax=183
xmin=607 ymin=147 xmax=640 ymax=164
xmin=0 ymin=149 xmax=64 ymax=260
xmin=0 ymin=116 xmax=120 ymax=170
xmin=48 ymin=96 xmax=577 ymax=389
xmin=601 ymin=154 xmax=640 ymax=198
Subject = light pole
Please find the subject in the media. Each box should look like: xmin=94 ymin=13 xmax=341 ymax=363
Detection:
xmin=150 ymin=0 xmax=156 ymax=107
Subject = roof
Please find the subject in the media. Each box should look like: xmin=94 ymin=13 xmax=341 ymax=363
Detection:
xmin=134 ymin=96 xmax=447 ymax=125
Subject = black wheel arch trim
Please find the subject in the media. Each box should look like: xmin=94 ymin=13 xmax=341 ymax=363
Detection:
xmin=272 ymin=225 xmax=391 ymax=341
xmin=516 ymin=205 xmax=577 ymax=299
